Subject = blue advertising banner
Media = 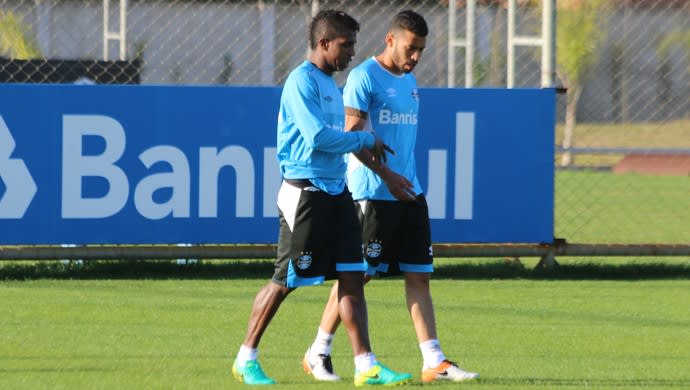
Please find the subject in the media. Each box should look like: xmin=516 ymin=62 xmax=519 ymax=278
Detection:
xmin=0 ymin=85 xmax=554 ymax=244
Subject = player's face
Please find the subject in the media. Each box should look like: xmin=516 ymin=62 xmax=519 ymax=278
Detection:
xmin=390 ymin=29 xmax=426 ymax=74
xmin=325 ymin=32 xmax=357 ymax=73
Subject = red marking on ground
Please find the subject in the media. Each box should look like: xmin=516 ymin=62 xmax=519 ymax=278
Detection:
xmin=613 ymin=154 xmax=690 ymax=176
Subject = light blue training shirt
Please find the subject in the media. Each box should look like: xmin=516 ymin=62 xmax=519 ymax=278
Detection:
xmin=343 ymin=57 xmax=423 ymax=201
xmin=277 ymin=61 xmax=375 ymax=195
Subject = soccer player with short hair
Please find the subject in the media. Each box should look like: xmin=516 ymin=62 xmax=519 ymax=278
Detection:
xmin=302 ymin=10 xmax=480 ymax=384
xmin=232 ymin=9 xmax=411 ymax=386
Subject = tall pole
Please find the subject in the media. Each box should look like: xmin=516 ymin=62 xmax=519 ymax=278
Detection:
xmin=541 ymin=0 xmax=556 ymax=87
xmin=447 ymin=0 xmax=457 ymax=87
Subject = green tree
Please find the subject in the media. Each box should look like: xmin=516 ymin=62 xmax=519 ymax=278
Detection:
xmin=556 ymin=0 xmax=606 ymax=167
xmin=0 ymin=10 xmax=41 ymax=59
xmin=657 ymin=30 xmax=690 ymax=73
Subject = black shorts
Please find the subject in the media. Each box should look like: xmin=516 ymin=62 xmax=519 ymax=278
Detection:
xmin=355 ymin=195 xmax=433 ymax=275
xmin=273 ymin=180 xmax=365 ymax=287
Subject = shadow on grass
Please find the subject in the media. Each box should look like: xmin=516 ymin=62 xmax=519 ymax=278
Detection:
xmin=1 ymin=258 xmax=689 ymax=280
xmin=433 ymin=260 xmax=690 ymax=280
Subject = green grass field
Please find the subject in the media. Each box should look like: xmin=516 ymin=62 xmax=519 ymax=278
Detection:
xmin=1 ymin=260 xmax=690 ymax=389
xmin=1 ymin=121 xmax=688 ymax=388
xmin=551 ymin=120 xmax=689 ymax=243
xmin=555 ymin=170 xmax=690 ymax=243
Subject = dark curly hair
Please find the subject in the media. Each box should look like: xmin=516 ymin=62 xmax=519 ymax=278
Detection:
xmin=309 ymin=9 xmax=360 ymax=50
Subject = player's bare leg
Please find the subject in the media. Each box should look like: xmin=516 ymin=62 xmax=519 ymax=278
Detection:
xmin=233 ymin=281 xmax=292 ymax=385
xmin=336 ymin=271 xmax=371 ymax=356
xmin=404 ymin=272 xmax=436 ymax=342
xmin=242 ymin=281 xmax=292 ymax=348
xmin=404 ymin=272 xmax=479 ymax=383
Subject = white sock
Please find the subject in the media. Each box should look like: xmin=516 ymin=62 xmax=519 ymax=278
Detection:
xmin=236 ymin=345 xmax=258 ymax=366
xmin=419 ymin=339 xmax=446 ymax=368
xmin=310 ymin=327 xmax=335 ymax=357
xmin=354 ymin=352 xmax=377 ymax=373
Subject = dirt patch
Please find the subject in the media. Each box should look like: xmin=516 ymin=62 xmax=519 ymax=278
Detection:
xmin=613 ymin=154 xmax=690 ymax=176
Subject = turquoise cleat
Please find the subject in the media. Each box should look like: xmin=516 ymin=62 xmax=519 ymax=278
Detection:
xmin=232 ymin=359 xmax=276 ymax=385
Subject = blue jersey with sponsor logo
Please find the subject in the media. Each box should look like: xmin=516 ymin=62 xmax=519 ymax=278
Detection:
xmin=277 ymin=61 xmax=375 ymax=195
xmin=343 ymin=57 xmax=423 ymax=201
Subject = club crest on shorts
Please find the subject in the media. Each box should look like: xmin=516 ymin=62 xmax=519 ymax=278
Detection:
xmin=366 ymin=240 xmax=383 ymax=258
xmin=296 ymin=252 xmax=312 ymax=270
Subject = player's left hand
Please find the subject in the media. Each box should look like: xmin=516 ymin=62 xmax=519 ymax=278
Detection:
xmin=380 ymin=167 xmax=416 ymax=201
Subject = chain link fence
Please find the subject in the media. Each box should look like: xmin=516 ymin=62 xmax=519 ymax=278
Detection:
xmin=551 ymin=0 xmax=690 ymax=246
xmin=1 ymin=0 xmax=689 ymax=250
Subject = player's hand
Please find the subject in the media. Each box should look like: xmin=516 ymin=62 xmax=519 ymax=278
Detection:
xmin=380 ymin=167 xmax=416 ymax=201
xmin=368 ymin=138 xmax=394 ymax=167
